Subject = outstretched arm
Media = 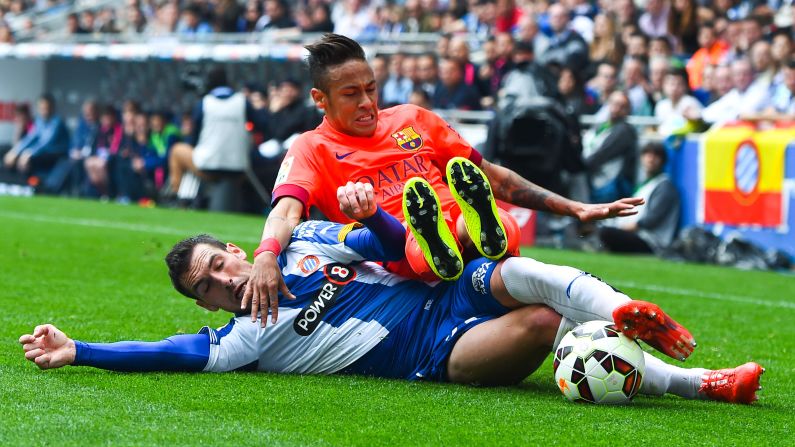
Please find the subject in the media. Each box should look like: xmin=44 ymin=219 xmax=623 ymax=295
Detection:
xmin=480 ymin=159 xmax=644 ymax=222
xmin=19 ymin=324 xmax=210 ymax=372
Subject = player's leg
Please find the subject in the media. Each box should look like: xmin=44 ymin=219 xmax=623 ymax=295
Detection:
xmin=492 ymin=257 xmax=696 ymax=361
xmin=167 ymin=142 xmax=197 ymax=192
xmin=640 ymin=354 xmax=764 ymax=404
xmin=446 ymin=305 xmax=564 ymax=386
xmin=455 ymin=208 xmax=521 ymax=257
xmin=446 ymin=157 xmax=508 ymax=259
xmin=403 ymin=177 xmax=463 ymax=280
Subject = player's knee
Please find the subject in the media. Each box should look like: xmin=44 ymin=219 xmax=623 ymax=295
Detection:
xmin=517 ymin=305 xmax=561 ymax=349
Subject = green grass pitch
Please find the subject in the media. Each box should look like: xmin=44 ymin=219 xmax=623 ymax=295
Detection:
xmin=1 ymin=196 xmax=793 ymax=446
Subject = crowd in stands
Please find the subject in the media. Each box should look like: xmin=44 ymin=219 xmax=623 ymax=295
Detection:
xmin=1 ymin=72 xmax=320 ymax=210
xmin=1 ymin=0 xmax=794 ymax=253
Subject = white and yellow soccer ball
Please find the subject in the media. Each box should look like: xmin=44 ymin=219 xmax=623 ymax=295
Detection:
xmin=553 ymin=320 xmax=646 ymax=404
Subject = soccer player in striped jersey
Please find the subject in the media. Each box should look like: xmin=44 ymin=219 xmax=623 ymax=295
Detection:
xmin=20 ymin=188 xmax=763 ymax=403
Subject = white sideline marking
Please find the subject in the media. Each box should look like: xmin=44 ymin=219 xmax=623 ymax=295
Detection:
xmin=614 ymin=280 xmax=795 ymax=310
xmin=0 ymin=210 xmax=260 ymax=244
xmin=3 ymin=209 xmax=793 ymax=310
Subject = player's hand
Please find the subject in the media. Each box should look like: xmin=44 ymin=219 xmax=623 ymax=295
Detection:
xmin=241 ymin=252 xmax=295 ymax=327
xmin=18 ymin=324 xmax=76 ymax=370
xmin=575 ymin=197 xmax=645 ymax=222
xmin=337 ymin=181 xmax=376 ymax=221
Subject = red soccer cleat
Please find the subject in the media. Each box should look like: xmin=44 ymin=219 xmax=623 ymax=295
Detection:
xmin=699 ymin=362 xmax=765 ymax=404
xmin=612 ymin=300 xmax=696 ymax=361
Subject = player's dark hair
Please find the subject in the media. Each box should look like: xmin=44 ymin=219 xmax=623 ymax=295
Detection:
xmin=165 ymin=234 xmax=225 ymax=299
xmin=305 ymin=33 xmax=367 ymax=92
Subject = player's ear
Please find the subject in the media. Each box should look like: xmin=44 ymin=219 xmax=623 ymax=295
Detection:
xmin=196 ymin=301 xmax=220 ymax=312
xmin=310 ymin=88 xmax=326 ymax=110
xmin=226 ymin=243 xmax=247 ymax=261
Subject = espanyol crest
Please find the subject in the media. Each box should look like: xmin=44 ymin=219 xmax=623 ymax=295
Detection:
xmin=391 ymin=126 xmax=423 ymax=151
xmin=734 ymin=140 xmax=760 ymax=200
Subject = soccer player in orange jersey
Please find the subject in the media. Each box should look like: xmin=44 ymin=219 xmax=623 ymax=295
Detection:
xmin=242 ymin=34 xmax=643 ymax=323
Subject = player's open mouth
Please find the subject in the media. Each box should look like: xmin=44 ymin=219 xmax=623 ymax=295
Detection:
xmin=234 ymin=281 xmax=247 ymax=302
xmin=355 ymin=114 xmax=375 ymax=124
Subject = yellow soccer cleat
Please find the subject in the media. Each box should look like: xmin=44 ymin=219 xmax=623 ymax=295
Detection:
xmin=402 ymin=177 xmax=463 ymax=281
xmin=446 ymin=157 xmax=507 ymax=260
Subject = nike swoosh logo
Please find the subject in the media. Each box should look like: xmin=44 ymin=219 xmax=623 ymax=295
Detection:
xmin=335 ymin=151 xmax=355 ymax=160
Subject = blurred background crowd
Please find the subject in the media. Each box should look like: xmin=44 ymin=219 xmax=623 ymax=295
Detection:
xmin=0 ymin=0 xmax=793 ymax=259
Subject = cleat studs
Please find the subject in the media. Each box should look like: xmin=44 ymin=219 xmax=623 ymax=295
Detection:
xmin=761 ymin=368 xmax=766 ymax=373
xmin=623 ymin=325 xmax=630 ymax=331
xmin=410 ymin=216 xmax=416 ymax=225
xmin=500 ymin=240 xmax=507 ymax=249
xmin=483 ymin=246 xmax=492 ymax=255
xmin=633 ymin=309 xmax=640 ymax=316
xmin=455 ymin=260 xmax=462 ymax=269
xmin=432 ymin=215 xmax=437 ymax=222
xmin=758 ymin=386 xmax=762 ymax=390
xmin=692 ymin=341 xmax=697 ymax=347
xmin=447 ymin=248 xmax=455 ymax=256
xmin=649 ymin=312 xmax=657 ymax=319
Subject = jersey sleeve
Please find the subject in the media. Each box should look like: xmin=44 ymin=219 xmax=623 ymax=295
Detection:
xmin=417 ymin=107 xmax=482 ymax=167
xmin=201 ymin=317 xmax=261 ymax=372
xmin=346 ymin=207 xmax=406 ymax=261
xmin=72 ymin=334 xmax=210 ymax=372
xmin=270 ymin=134 xmax=322 ymax=215
xmin=291 ymin=212 xmax=406 ymax=263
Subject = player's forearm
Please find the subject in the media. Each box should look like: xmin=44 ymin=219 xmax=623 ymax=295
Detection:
xmin=358 ymin=206 xmax=406 ymax=261
xmin=72 ymin=334 xmax=210 ymax=372
xmin=481 ymin=160 xmax=584 ymax=217
xmin=260 ymin=197 xmax=305 ymax=248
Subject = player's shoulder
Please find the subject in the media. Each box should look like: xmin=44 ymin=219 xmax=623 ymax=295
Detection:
xmin=381 ymin=103 xmax=436 ymax=122
xmin=198 ymin=316 xmax=245 ymax=345
xmin=291 ymin=220 xmax=359 ymax=246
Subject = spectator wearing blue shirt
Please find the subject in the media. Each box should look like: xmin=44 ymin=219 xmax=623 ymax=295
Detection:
xmin=176 ymin=3 xmax=213 ymax=35
xmin=3 ymin=94 xmax=70 ymax=178
xmin=432 ymin=58 xmax=482 ymax=110
xmin=381 ymin=53 xmax=414 ymax=107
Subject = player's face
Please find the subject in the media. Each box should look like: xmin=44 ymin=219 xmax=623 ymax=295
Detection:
xmin=182 ymin=243 xmax=252 ymax=313
xmin=311 ymin=60 xmax=379 ymax=138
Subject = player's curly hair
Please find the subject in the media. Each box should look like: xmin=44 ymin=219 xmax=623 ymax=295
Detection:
xmin=305 ymin=33 xmax=367 ymax=92
xmin=165 ymin=234 xmax=225 ymax=299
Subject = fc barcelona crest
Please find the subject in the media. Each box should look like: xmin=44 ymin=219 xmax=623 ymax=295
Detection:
xmin=391 ymin=126 xmax=423 ymax=151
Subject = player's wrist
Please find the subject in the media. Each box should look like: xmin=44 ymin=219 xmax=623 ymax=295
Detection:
xmin=253 ymin=238 xmax=282 ymax=259
xmin=68 ymin=339 xmax=80 ymax=366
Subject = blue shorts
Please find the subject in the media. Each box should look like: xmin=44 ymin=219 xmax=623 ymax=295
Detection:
xmin=342 ymin=258 xmax=510 ymax=382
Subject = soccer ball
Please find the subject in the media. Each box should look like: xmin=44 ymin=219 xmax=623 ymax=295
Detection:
xmin=553 ymin=320 xmax=646 ymax=404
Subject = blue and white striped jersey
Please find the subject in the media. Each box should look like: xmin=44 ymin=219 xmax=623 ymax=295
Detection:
xmin=72 ymin=216 xmax=507 ymax=381
xmin=201 ymin=220 xmax=439 ymax=374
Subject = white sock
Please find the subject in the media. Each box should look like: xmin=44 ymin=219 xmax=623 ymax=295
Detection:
xmin=553 ymin=317 xmax=577 ymax=350
xmin=500 ymin=257 xmax=631 ymax=323
xmin=640 ymin=354 xmax=707 ymax=399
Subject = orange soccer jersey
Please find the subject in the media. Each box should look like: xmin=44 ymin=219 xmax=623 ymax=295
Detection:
xmin=271 ymin=104 xmax=481 ymax=224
